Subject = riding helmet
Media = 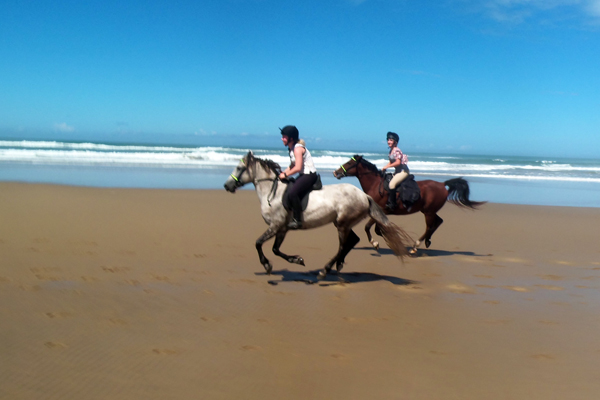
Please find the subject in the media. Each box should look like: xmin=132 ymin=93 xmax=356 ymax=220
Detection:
xmin=386 ymin=131 xmax=399 ymax=142
xmin=280 ymin=125 xmax=299 ymax=141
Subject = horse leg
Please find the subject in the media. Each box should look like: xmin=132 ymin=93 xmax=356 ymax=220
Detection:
xmin=255 ymin=227 xmax=278 ymax=274
xmin=410 ymin=213 xmax=443 ymax=255
xmin=319 ymin=227 xmax=352 ymax=280
xmin=336 ymin=229 xmax=360 ymax=272
xmin=272 ymin=230 xmax=305 ymax=266
xmin=424 ymin=214 xmax=443 ymax=248
xmin=364 ymin=218 xmax=379 ymax=250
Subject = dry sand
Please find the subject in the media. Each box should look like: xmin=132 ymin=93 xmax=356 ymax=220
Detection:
xmin=1 ymin=182 xmax=599 ymax=399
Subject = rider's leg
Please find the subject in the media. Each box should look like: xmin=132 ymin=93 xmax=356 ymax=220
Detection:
xmin=287 ymin=173 xmax=317 ymax=229
xmin=387 ymin=170 xmax=408 ymax=211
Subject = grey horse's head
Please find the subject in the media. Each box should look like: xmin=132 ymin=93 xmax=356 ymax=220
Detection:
xmin=224 ymin=151 xmax=254 ymax=193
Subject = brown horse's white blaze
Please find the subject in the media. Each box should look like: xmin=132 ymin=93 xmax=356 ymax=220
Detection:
xmin=333 ymin=155 xmax=486 ymax=255
xmin=224 ymin=151 xmax=412 ymax=279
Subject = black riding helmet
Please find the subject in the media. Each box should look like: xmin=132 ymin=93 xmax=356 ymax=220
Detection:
xmin=386 ymin=131 xmax=399 ymax=142
xmin=280 ymin=125 xmax=299 ymax=141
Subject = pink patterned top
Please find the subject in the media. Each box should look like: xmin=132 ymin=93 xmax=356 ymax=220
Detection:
xmin=389 ymin=147 xmax=408 ymax=174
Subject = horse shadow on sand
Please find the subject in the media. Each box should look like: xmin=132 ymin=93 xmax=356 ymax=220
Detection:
xmin=354 ymin=246 xmax=491 ymax=258
xmin=256 ymin=268 xmax=416 ymax=286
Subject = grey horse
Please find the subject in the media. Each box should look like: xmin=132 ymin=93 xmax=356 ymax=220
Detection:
xmin=224 ymin=151 xmax=411 ymax=279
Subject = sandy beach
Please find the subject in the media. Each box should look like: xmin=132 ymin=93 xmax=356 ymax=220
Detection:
xmin=1 ymin=182 xmax=599 ymax=400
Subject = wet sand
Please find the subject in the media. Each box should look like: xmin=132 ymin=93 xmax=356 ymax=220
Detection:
xmin=1 ymin=182 xmax=599 ymax=399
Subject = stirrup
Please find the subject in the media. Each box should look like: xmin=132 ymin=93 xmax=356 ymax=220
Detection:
xmin=287 ymin=219 xmax=303 ymax=229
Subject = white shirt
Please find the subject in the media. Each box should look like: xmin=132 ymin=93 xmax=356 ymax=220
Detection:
xmin=290 ymin=143 xmax=317 ymax=174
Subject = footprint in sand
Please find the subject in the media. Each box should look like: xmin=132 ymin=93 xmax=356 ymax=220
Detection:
xmin=538 ymin=275 xmax=564 ymax=281
xmin=0 ymin=276 xmax=10 ymax=283
xmin=531 ymin=354 xmax=555 ymax=361
xmin=152 ymin=348 xmax=179 ymax=355
xmin=447 ymin=284 xmax=477 ymax=294
xmin=101 ymin=266 xmax=130 ymax=273
xmin=534 ymin=285 xmax=564 ymax=291
xmin=44 ymin=341 xmax=67 ymax=349
xmin=45 ymin=312 xmax=73 ymax=319
xmin=34 ymin=274 xmax=61 ymax=281
xmin=19 ymin=284 xmax=42 ymax=291
xmin=30 ymin=267 xmax=61 ymax=273
xmin=330 ymin=353 xmax=348 ymax=360
xmin=200 ymin=316 xmax=220 ymax=322
xmin=503 ymin=286 xmax=529 ymax=292
xmin=152 ymin=275 xmax=172 ymax=282
xmin=555 ymin=261 xmax=574 ymax=266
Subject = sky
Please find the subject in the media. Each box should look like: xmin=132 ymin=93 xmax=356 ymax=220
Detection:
xmin=1 ymin=0 xmax=599 ymax=157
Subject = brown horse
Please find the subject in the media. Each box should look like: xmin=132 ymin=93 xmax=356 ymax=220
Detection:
xmin=333 ymin=155 xmax=486 ymax=254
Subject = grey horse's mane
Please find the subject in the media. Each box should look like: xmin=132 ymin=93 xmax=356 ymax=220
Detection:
xmin=354 ymin=155 xmax=379 ymax=173
xmin=250 ymin=154 xmax=282 ymax=176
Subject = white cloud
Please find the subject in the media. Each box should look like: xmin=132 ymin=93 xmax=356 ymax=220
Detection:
xmin=53 ymin=122 xmax=75 ymax=132
xmin=464 ymin=0 xmax=600 ymax=22
xmin=586 ymin=0 xmax=600 ymax=16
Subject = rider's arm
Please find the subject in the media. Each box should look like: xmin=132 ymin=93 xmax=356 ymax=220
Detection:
xmin=278 ymin=147 xmax=305 ymax=179
xmin=382 ymin=159 xmax=401 ymax=171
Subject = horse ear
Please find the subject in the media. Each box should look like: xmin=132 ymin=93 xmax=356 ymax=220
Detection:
xmin=246 ymin=151 xmax=254 ymax=163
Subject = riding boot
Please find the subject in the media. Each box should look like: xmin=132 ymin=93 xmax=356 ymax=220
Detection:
xmin=386 ymin=188 xmax=398 ymax=211
xmin=288 ymin=199 xmax=303 ymax=229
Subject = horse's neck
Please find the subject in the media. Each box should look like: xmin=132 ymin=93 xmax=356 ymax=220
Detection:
xmin=357 ymin=165 xmax=382 ymax=195
xmin=252 ymin=168 xmax=281 ymax=204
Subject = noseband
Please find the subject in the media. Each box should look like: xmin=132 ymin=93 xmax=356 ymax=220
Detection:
xmin=229 ymin=159 xmax=247 ymax=188
xmin=338 ymin=157 xmax=359 ymax=177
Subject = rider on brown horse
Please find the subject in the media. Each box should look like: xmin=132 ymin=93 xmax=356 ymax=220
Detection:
xmin=381 ymin=132 xmax=409 ymax=211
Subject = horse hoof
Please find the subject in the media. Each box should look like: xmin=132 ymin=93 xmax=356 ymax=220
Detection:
xmin=263 ymin=263 xmax=273 ymax=274
xmin=371 ymin=241 xmax=379 ymax=250
xmin=409 ymin=248 xmax=418 ymax=256
xmin=294 ymin=257 xmax=305 ymax=266
xmin=317 ymin=271 xmax=326 ymax=280
xmin=425 ymin=239 xmax=431 ymax=248
xmin=336 ymin=263 xmax=344 ymax=272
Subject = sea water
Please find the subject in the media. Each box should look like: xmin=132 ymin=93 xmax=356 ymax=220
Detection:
xmin=1 ymin=140 xmax=599 ymax=207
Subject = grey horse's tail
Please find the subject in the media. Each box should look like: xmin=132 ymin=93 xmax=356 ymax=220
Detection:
xmin=367 ymin=196 xmax=411 ymax=258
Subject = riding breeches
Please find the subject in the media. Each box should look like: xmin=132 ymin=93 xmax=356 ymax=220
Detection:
xmin=287 ymin=172 xmax=318 ymax=219
xmin=389 ymin=167 xmax=409 ymax=190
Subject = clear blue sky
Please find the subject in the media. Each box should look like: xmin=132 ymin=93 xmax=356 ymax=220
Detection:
xmin=1 ymin=0 xmax=599 ymax=157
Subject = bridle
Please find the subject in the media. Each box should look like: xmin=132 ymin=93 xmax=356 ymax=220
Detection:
xmin=338 ymin=157 xmax=360 ymax=177
xmin=230 ymin=158 xmax=280 ymax=206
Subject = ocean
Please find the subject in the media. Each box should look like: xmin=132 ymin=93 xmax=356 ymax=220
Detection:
xmin=1 ymin=139 xmax=599 ymax=208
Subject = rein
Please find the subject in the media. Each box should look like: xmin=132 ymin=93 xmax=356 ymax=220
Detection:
xmin=230 ymin=158 xmax=281 ymax=206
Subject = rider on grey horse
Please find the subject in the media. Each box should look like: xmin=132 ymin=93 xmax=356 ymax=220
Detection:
xmin=278 ymin=125 xmax=319 ymax=230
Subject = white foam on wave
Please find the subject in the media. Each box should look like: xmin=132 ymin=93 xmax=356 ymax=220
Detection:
xmin=1 ymin=140 xmax=599 ymax=183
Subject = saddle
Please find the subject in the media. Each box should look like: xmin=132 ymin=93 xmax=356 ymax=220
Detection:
xmin=282 ymin=174 xmax=323 ymax=211
xmin=383 ymin=173 xmax=421 ymax=208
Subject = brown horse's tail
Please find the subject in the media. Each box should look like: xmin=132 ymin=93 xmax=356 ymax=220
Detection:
xmin=445 ymin=178 xmax=487 ymax=209
xmin=367 ymin=196 xmax=411 ymax=258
